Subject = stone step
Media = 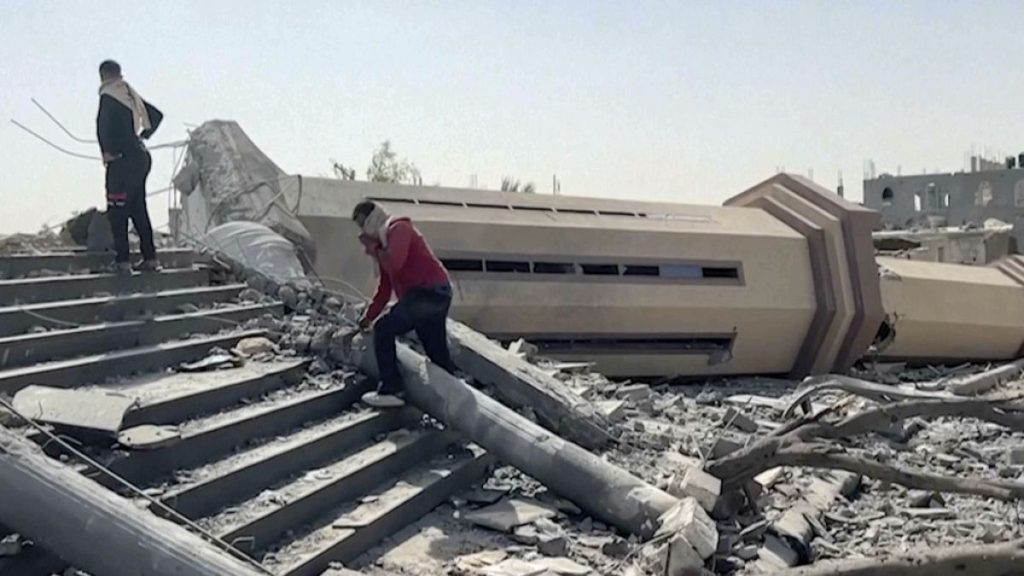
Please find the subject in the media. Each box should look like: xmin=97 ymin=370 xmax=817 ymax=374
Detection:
xmin=102 ymin=380 xmax=373 ymax=486
xmin=0 ymin=329 xmax=266 ymax=396
xmin=268 ymin=446 xmax=493 ymax=576
xmin=120 ymin=359 xmax=309 ymax=427
xmin=0 ymin=284 xmax=248 ymax=338
xmin=0 ymin=248 xmax=197 ymax=279
xmin=209 ymin=428 xmax=458 ymax=559
xmin=0 ymin=268 xmax=209 ymax=306
xmin=0 ymin=542 xmax=66 ymax=576
xmin=0 ymin=303 xmax=281 ymax=369
xmin=157 ymin=409 xmax=411 ymax=520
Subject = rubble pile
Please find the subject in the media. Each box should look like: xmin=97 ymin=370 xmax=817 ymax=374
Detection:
xmin=193 ymin=246 xmax=1024 ymax=575
xmin=0 ymin=229 xmax=66 ymax=257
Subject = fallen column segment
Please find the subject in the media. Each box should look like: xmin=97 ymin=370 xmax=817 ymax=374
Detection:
xmin=446 ymin=319 xmax=613 ymax=450
xmin=0 ymin=424 xmax=267 ymax=576
xmin=782 ymin=537 xmax=1024 ymax=576
xmin=346 ymin=333 xmax=678 ymax=537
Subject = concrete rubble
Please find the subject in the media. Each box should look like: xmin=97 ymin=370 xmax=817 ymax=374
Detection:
xmin=193 ymin=246 xmax=1024 ymax=575
xmin=3 ymin=177 xmax=1024 ymax=575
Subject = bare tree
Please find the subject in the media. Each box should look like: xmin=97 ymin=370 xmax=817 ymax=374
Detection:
xmin=500 ymin=177 xmax=536 ymax=194
xmin=367 ymin=141 xmax=421 ymax=184
xmin=331 ymin=160 xmax=356 ymax=181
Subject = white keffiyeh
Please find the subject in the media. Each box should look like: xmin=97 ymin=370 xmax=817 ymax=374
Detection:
xmin=99 ymin=78 xmax=151 ymax=134
xmin=360 ymin=204 xmax=393 ymax=248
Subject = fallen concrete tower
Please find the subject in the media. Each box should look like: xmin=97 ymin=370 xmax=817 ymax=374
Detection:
xmin=256 ymin=173 xmax=885 ymax=378
xmin=174 ymin=122 xmax=1024 ymax=377
xmin=874 ymin=255 xmax=1024 ymax=362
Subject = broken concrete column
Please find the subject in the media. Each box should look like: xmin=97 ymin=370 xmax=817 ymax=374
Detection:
xmin=0 ymin=424 xmax=266 ymax=576
xmin=445 ymin=320 xmax=612 ymax=449
xmin=347 ymin=334 xmax=679 ymax=537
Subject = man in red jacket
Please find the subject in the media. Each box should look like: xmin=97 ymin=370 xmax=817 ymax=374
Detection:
xmin=353 ymin=200 xmax=456 ymax=407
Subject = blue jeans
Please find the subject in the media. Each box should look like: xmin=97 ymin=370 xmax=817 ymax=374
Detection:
xmin=374 ymin=284 xmax=455 ymax=393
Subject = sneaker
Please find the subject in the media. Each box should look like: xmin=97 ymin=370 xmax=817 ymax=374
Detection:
xmin=114 ymin=262 xmax=133 ymax=275
xmin=134 ymin=259 xmax=163 ymax=273
xmin=361 ymin=391 xmax=406 ymax=409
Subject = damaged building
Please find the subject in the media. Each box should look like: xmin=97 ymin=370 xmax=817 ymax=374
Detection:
xmin=863 ymin=156 xmax=1024 ymax=248
xmin=5 ymin=121 xmax=1024 ymax=576
xmin=176 ymin=122 xmax=1024 ymax=377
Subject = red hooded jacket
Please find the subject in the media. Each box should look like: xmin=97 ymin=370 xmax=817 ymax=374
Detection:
xmin=364 ymin=217 xmax=450 ymax=323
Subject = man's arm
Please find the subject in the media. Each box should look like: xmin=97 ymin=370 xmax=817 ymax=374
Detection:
xmin=362 ymin=263 xmax=392 ymax=326
xmin=380 ymin=221 xmax=413 ymax=275
xmin=140 ymin=100 xmax=163 ymax=140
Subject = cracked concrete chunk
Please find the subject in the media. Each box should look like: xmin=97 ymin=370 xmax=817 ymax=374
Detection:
xmin=758 ymin=534 xmax=800 ymax=569
xmin=721 ymin=407 xmax=759 ymax=433
xmin=656 ymin=498 xmax=718 ymax=559
xmin=671 ymin=467 xmax=721 ymax=513
xmin=710 ymin=435 xmax=744 ymax=459
xmin=772 ymin=508 xmax=814 ymax=546
xmin=753 ymin=467 xmax=784 ymax=489
xmin=463 ymin=498 xmax=559 ymax=532
xmin=233 ymin=336 xmax=276 ymax=357
xmin=667 ymin=533 xmax=704 ymax=576
xmin=594 ymin=399 xmax=627 ymax=422
xmin=13 ymin=385 xmax=136 ymax=437
xmin=532 ymin=557 xmax=591 ymax=575
xmin=614 ymin=383 xmax=652 ymax=402
xmin=117 ymin=424 xmax=181 ymax=450
xmin=463 ymin=487 xmax=511 ymax=505
xmin=454 ymin=549 xmax=509 ymax=572
xmin=477 ymin=558 xmax=549 ymax=576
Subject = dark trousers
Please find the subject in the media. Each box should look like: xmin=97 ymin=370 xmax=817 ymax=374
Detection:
xmin=374 ymin=285 xmax=456 ymax=392
xmin=106 ymin=152 xmax=156 ymax=264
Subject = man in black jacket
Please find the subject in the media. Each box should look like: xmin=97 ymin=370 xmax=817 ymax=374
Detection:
xmin=96 ymin=60 xmax=163 ymax=273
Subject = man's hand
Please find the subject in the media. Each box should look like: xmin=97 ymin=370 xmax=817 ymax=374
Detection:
xmin=358 ymin=233 xmax=380 ymax=256
xmin=358 ymin=314 xmax=372 ymax=331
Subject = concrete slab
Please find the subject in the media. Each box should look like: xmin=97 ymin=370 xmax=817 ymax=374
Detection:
xmin=532 ymin=557 xmax=592 ymax=575
xmin=463 ymin=498 xmax=559 ymax=533
xmin=12 ymin=385 xmax=136 ymax=437
xmin=478 ymin=559 xmax=548 ymax=576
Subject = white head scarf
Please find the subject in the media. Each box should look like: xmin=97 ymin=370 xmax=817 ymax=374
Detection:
xmin=360 ymin=203 xmax=393 ymax=248
xmin=99 ymin=77 xmax=152 ymax=134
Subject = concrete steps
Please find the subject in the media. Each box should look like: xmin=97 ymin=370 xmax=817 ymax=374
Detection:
xmin=120 ymin=359 xmax=309 ymax=427
xmin=210 ymin=428 xmax=458 ymax=555
xmin=0 ymin=267 xmax=209 ymax=305
xmin=0 ymin=246 xmax=487 ymax=575
xmin=268 ymin=446 xmax=493 ymax=576
xmin=0 ymin=302 xmax=280 ymax=369
xmin=105 ymin=381 xmax=374 ymax=484
xmin=157 ymin=409 xmax=410 ymax=520
xmin=0 ymin=329 xmax=266 ymax=396
xmin=0 ymin=284 xmax=249 ymax=337
xmin=0 ymin=248 xmax=196 ymax=279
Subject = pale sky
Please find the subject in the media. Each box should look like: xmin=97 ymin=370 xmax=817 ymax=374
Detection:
xmin=2 ymin=0 xmax=1022 ymax=233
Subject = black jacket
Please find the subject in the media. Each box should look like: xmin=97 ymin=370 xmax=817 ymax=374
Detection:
xmin=96 ymin=94 xmax=163 ymax=159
